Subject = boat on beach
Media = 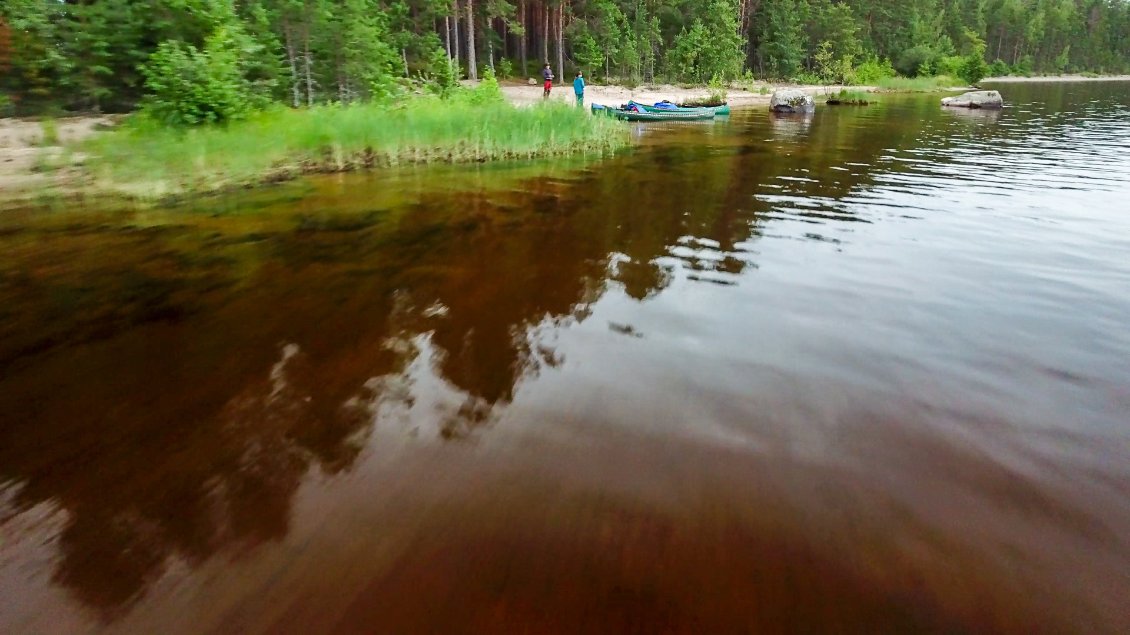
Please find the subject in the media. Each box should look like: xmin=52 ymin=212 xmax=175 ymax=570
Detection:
xmin=591 ymin=103 xmax=716 ymax=122
xmin=627 ymin=100 xmax=731 ymax=116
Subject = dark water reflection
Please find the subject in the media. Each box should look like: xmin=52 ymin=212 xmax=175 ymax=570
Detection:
xmin=2 ymin=82 xmax=1130 ymax=633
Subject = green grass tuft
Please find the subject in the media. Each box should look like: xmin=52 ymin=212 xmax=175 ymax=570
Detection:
xmin=39 ymin=118 xmax=60 ymax=146
xmin=826 ymin=89 xmax=874 ymax=105
xmin=82 ymin=98 xmax=628 ymax=199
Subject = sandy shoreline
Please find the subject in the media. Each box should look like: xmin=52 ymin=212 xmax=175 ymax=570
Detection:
xmin=499 ymin=81 xmax=879 ymax=109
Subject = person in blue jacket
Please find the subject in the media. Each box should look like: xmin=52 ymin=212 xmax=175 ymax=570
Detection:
xmin=573 ymin=71 xmax=585 ymax=106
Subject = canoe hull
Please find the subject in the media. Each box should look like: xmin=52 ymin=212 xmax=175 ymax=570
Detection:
xmin=629 ymin=101 xmax=731 ymax=116
xmin=591 ymin=104 xmax=716 ymax=121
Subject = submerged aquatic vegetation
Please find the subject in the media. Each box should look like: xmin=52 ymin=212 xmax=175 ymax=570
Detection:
xmin=82 ymin=97 xmax=628 ymax=199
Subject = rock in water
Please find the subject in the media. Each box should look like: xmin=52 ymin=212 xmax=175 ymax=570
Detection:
xmin=770 ymin=89 xmax=815 ymax=113
xmin=941 ymin=90 xmax=1004 ymax=109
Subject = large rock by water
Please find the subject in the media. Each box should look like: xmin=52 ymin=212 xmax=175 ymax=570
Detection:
xmin=770 ymin=89 xmax=815 ymax=113
xmin=941 ymin=90 xmax=1003 ymax=109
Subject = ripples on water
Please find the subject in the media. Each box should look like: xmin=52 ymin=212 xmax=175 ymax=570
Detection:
xmin=1 ymin=83 xmax=1129 ymax=634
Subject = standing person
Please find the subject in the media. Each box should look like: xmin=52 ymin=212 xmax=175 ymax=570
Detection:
xmin=573 ymin=71 xmax=585 ymax=106
xmin=542 ymin=63 xmax=554 ymax=98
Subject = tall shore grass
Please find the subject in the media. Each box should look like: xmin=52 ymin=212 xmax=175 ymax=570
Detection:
xmin=874 ymin=75 xmax=964 ymax=92
xmin=84 ymin=98 xmax=627 ymax=198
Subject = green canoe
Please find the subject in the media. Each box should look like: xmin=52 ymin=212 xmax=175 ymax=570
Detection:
xmin=628 ymin=101 xmax=731 ymax=116
xmin=591 ymin=104 xmax=716 ymax=121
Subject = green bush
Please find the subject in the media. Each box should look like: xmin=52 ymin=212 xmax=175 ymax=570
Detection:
xmin=707 ymin=74 xmax=728 ymax=104
xmin=39 ymin=118 xmax=60 ymax=146
xmin=988 ymin=59 xmax=1010 ymax=77
xmin=498 ymin=58 xmax=514 ymax=80
xmin=958 ymin=53 xmax=989 ymax=85
xmin=895 ymin=46 xmax=936 ymax=77
xmin=853 ymin=57 xmax=895 ymax=84
xmin=934 ymin=56 xmax=963 ymax=78
xmin=665 ymin=1 xmax=744 ymax=83
xmin=792 ymin=71 xmax=821 ymax=85
xmin=140 ymin=27 xmax=268 ymax=125
xmin=1012 ymin=55 xmax=1034 ymax=76
xmin=427 ymin=48 xmax=458 ymax=95
xmin=956 ymin=30 xmax=989 ymax=85
xmin=466 ymin=68 xmax=504 ymax=105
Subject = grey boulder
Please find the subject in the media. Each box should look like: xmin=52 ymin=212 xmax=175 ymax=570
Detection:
xmin=941 ymin=90 xmax=1003 ymax=109
xmin=770 ymin=89 xmax=815 ymax=113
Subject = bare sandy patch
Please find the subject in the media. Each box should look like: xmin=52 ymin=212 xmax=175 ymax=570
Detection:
xmin=0 ymin=116 xmax=122 ymax=206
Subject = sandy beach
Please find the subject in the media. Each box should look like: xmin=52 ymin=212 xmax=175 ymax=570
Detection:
xmin=500 ymin=80 xmax=870 ymax=109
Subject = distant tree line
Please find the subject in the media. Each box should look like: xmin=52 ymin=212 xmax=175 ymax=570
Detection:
xmin=1 ymin=0 xmax=1127 ymax=117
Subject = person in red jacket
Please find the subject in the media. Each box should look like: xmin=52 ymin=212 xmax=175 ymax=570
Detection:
xmin=542 ymin=63 xmax=554 ymax=98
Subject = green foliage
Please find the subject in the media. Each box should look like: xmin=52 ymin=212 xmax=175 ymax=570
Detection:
xmin=467 ymin=68 xmax=504 ymax=105
xmin=875 ymin=75 xmax=958 ymax=91
xmin=707 ymin=74 xmax=728 ymax=104
xmin=498 ymin=58 xmax=514 ymax=79
xmin=813 ymin=41 xmax=836 ymax=84
xmin=39 ymin=118 xmax=60 ymax=146
xmin=427 ymin=47 xmax=458 ymax=95
xmin=1013 ymin=55 xmax=1035 ymax=76
xmin=758 ymin=0 xmax=805 ymax=79
xmin=934 ymin=56 xmax=964 ymax=79
xmin=665 ymin=0 xmax=743 ymax=83
xmin=895 ymin=45 xmax=937 ymax=77
xmin=826 ymin=89 xmax=872 ymax=105
xmin=3 ymin=0 xmax=1129 ymax=116
xmin=140 ymin=27 xmax=265 ymax=125
xmin=1053 ymin=45 xmax=1071 ymax=74
xmin=792 ymin=71 xmax=822 ymax=85
xmin=84 ymin=98 xmax=628 ymax=197
xmin=988 ymin=59 xmax=1010 ymax=78
xmin=956 ymin=29 xmax=989 ymax=85
xmin=852 ymin=57 xmax=896 ymax=84
xmin=813 ymin=40 xmax=855 ymax=85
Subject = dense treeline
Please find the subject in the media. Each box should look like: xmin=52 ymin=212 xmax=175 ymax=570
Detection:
xmin=1 ymin=0 xmax=1127 ymax=116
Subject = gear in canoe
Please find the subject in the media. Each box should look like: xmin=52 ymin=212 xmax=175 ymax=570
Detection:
xmin=590 ymin=103 xmax=717 ymax=121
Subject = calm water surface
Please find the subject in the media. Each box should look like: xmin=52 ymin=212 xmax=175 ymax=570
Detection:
xmin=2 ymin=82 xmax=1129 ymax=634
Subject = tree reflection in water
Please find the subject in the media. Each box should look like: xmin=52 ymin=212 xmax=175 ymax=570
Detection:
xmin=0 ymin=99 xmax=991 ymax=623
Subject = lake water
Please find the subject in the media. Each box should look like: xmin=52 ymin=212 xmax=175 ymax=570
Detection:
xmin=2 ymin=82 xmax=1129 ymax=634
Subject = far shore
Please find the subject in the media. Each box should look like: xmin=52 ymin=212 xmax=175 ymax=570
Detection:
xmin=2 ymin=73 xmax=1126 ymax=209
xmin=983 ymin=74 xmax=1130 ymax=83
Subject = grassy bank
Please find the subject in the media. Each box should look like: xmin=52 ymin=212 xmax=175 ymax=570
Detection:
xmin=874 ymin=75 xmax=964 ymax=92
xmin=825 ymin=89 xmax=874 ymax=105
xmin=82 ymin=97 xmax=627 ymax=198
